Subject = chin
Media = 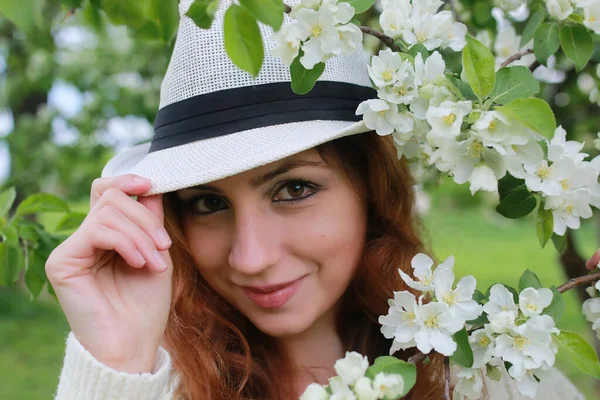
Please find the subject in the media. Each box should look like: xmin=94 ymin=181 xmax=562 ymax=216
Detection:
xmin=243 ymin=304 xmax=320 ymax=338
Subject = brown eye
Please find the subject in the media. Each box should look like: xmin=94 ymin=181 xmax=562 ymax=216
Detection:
xmin=275 ymin=181 xmax=311 ymax=201
xmin=193 ymin=195 xmax=227 ymax=214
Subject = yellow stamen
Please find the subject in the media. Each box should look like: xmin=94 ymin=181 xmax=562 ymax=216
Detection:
xmin=537 ymin=166 xmax=551 ymax=179
xmin=443 ymin=113 xmax=456 ymax=125
xmin=312 ymin=25 xmax=322 ymax=37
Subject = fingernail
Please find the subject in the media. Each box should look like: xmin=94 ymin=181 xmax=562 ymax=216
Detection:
xmin=154 ymin=250 xmax=167 ymax=269
xmin=133 ymin=176 xmax=149 ymax=184
xmin=157 ymin=228 xmax=171 ymax=246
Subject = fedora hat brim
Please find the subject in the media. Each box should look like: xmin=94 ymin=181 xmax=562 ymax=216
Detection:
xmin=101 ymin=119 xmax=370 ymax=196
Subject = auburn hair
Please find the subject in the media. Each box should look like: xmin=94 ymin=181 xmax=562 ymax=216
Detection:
xmin=161 ymin=132 xmax=444 ymax=399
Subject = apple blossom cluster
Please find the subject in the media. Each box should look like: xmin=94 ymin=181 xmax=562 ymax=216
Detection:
xmin=515 ymin=126 xmax=600 ymax=235
xmin=452 ymin=285 xmax=560 ymax=399
xmin=379 ymin=0 xmax=467 ymax=51
xmin=379 ymin=253 xmax=482 ymax=356
xmin=299 ymin=352 xmax=405 ymax=400
xmin=356 ymin=47 xmax=542 ymax=196
xmin=545 ymin=0 xmax=600 ymax=34
xmin=378 ymin=253 xmax=561 ymax=398
xmin=271 ymin=0 xmax=362 ymax=69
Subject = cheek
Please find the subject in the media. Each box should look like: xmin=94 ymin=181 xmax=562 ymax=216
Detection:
xmin=183 ymin=223 xmax=230 ymax=280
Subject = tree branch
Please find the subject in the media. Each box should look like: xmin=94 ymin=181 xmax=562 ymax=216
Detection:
xmin=500 ymin=48 xmax=534 ymax=68
xmin=557 ymin=270 xmax=600 ymax=293
xmin=408 ymin=351 xmax=427 ymax=365
xmin=282 ymin=3 xmax=401 ymax=52
xmin=443 ymin=357 xmax=451 ymax=400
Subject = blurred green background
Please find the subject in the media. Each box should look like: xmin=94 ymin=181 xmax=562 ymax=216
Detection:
xmin=1 ymin=0 xmax=600 ymax=399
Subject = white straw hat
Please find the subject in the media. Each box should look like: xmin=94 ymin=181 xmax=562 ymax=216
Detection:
xmin=100 ymin=0 xmax=376 ymax=196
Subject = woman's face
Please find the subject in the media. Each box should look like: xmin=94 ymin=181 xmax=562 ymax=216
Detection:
xmin=175 ymin=148 xmax=367 ymax=337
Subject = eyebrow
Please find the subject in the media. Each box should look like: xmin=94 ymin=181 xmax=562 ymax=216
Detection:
xmin=184 ymin=160 xmax=325 ymax=193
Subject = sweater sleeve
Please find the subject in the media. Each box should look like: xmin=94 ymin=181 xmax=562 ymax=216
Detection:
xmin=53 ymin=331 xmax=180 ymax=400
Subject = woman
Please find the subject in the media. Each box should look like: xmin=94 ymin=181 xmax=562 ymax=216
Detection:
xmin=47 ymin=1 xmax=584 ymax=399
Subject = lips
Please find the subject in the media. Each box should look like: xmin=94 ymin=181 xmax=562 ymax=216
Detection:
xmin=241 ymin=276 xmax=305 ymax=309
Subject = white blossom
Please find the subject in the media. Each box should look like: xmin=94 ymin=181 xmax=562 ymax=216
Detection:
xmin=399 ymin=253 xmax=451 ymax=293
xmin=334 ymin=352 xmax=369 ymax=386
xmin=300 ymin=383 xmax=330 ymax=400
xmin=546 ymin=0 xmax=574 ymax=21
xmin=329 ymin=377 xmax=356 ymax=400
xmin=426 ymin=101 xmax=472 ymax=138
xmin=434 ymin=265 xmax=483 ymax=323
xmin=483 ymin=284 xmax=519 ymax=334
xmin=518 ymin=287 xmax=554 ymax=318
xmin=379 ymin=291 xmax=420 ymax=353
xmin=355 ymin=99 xmax=400 ymax=136
xmin=372 ymin=373 xmax=405 ymax=398
xmin=546 ymin=189 xmax=594 ymax=235
xmin=583 ymin=297 xmax=600 ymax=339
xmin=413 ymin=299 xmax=464 ymax=355
xmin=452 ymin=366 xmax=484 ymax=400
xmin=271 ymin=25 xmax=301 ymax=66
xmin=494 ymin=25 xmax=535 ymax=69
xmin=582 ymin=3 xmax=600 ymax=34
xmin=469 ymin=327 xmax=496 ymax=368
xmin=353 ymin=377 xmax=378 ymax=400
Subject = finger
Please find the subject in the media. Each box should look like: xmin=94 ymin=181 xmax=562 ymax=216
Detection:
xmin=586 ymin=249 xmax=600 ymax=271
xmin=89 ymin=188 xmax=171 ymax=251
xmin=90 ymin=174 xmax=152 ymax=210
xmin=96 ymin=206 xmax=169 ymax=272
xmin=138 ymin=194 xmax=164 ymax=225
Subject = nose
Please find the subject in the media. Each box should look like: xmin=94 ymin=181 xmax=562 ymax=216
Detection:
xmin=228 ymin=208 xmax=281 ymax=276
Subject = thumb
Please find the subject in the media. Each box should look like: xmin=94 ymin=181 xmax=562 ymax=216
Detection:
xmin=138 ymin=194 xmax=165 ymax=225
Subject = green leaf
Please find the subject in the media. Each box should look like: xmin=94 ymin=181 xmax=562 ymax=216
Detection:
xmin=14 ymin=193 xmax=70 ymax=219
xmin=554 ymin=331 xmax=600 ymax=379
xmin=445 ymin=74 xmax=478 ymax=101
xmin=520 ymin=10 xmax=546 ymax=48
xmin=0 ymin=187 xmax=16 ymax=220
xmin=534 ymin=22 xmax=560 ymax=66
xmin=536 ymin=202 xmax=554 ymax=248
xmin=559 ymin=24 xmax=594 ymax=72
xmin=340 ymin=0 xmax=375 ymax=14
xmin=518 ymin=269 xmax=542 ymax=291
xmin=0 ymin=0 xmax=43 ymax=32
xmin=101 ymin=0 xmax=147 ymax=28
xmin=462 ymin=35 xmax=496 ymax=99
xmin=552 ymin=233 xmax=567 ymax=254
xmin=473 ymin=289 xmax=486 ymax=303
xmin=408 ymin=44 xmax=429 ymax=60
xmin=498 ymin=174 xmax=526 ymax=201
xmin=367 ymin=357 xmax=416 ymax=397
xmin=496 ymin=185 xmax=537 ymax=219
xmin=186 ymin=0 xmax=220 ymax=29
xmin=451 ymin=328 xmax=474 ymax=368
xmin=223 ymin=4 xmax=264 ymax=78
xmin=544 ymin=287 xmax=565 ymax=323
xmin=25 ymin=248 xmax=47 ymax=300
xmin=55 ymin=212 xmax=87 ymax=233
xmin=1 ymin=225 xmax=22 ymax=286
xmin=60 ymin=0 xmax=83 ymax=8
xmin=497 ymin=98 xmax=556 ymax=139
xmin=239 ymin=0 xmax=284 ymax=31
xmin=489 ymin=67 xmax=540 ymax=105
xmin=150 ymin=0 xmax=179 ymax=42
xmin=290 ymin=51 xmax=326 ymax=95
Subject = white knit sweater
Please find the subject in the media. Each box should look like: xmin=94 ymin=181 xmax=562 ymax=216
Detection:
xmin=53 ymin=331 xmax=585 ymax=400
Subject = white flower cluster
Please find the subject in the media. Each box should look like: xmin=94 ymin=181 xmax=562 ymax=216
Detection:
xmin=271 ymin=0 xmax=362 ymax=69
xmin=379 ymin=0 xmax=467 ymax=51
xmin=379 ymin=254 xmax=482 ymax=356
xmin=582 ymin=279 xmax=600 ymax=340
xmin=546 ymin=0 xmax=600 ymax=34
xmin=515 ymin=126 xmax=600 ymax=235
xmin=299 ymin=352 xmax=405 ymax=400
xmin=453 ymin=284 xmax=560 ymax=399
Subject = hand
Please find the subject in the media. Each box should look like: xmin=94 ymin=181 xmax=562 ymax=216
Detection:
xmin=45 ymin=174 xmax=173 ymax=373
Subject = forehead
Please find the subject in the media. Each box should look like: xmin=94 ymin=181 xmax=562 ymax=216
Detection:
xmin=176 ymin=147 xmax=328 ymax=194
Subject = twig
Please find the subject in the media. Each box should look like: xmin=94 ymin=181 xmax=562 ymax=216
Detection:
xmin=359 ymin=26 xmax=401 ymax=52
xmin=557 ymin=270 xmax=600 ymax=293
xmin=500 ymin=48 xmax=534 ymax=68
xmin=282 ymin=3 xmax=401 ymax=52
xmin=443 ymin=357 xmax=451 ymax=400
